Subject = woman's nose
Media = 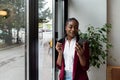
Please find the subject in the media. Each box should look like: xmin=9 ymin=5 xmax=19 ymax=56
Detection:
xmin=71 ymin=27 xmax=76 ymax=31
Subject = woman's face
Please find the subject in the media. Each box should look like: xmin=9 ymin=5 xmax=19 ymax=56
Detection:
xmin=65 ymin=20 xmax=79 ymax=39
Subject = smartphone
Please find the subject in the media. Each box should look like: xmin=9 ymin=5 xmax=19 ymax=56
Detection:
xmin=57 ymin=38 xmax=65 ymax=43
xmin=78 ymin=39 xmax=85 ymax=47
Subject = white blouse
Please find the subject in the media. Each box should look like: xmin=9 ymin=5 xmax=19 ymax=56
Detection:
xmin=63 ymin=37 xmax=76 ymax=72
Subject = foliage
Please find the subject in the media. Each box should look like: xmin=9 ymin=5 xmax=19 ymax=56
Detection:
xmin=38 ymin=0 xmax=52 ymax=23
xmin=79 ymin=24 xmax=112 ymax=68
xmin=0 ymin=0 xmax=25 ymax=44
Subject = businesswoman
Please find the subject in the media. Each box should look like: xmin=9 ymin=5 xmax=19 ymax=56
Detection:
xmin=56 ymin=18 xmax=90 ymax=80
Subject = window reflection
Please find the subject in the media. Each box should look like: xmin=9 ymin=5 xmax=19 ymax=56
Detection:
xmin=38 ymin=0 xmax=53 ymax=80
xmin=0 ymin=0 xmax=26 ymax=80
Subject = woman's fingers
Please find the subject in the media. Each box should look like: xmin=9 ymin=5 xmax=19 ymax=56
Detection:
xmin=82 ymin=42 xmax=86 ymax=51
xmin=75 ymin=42 xmax=86 ymax=56
xmin=76 ymin=43 xmax=82 ymax=50
xmin=56 ymin=42 xmax=63 ymax=53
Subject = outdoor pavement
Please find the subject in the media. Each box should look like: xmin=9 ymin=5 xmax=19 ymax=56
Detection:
xmin=0 ymin=45 xmax=25 ymax=80
xmin=39 ymin=38 xmax=53 ymax=80
xmin=0 ymin=32 xmax=54 ymax=80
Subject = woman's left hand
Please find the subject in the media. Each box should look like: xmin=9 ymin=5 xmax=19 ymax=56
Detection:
xmin=75 ymin=42 xmax=86 ymax=57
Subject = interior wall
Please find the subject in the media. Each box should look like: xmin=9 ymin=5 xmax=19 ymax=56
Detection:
xmin=107 ymin=0 xmax=120 ymax=66
xmin=68 ymin=0 xmax=106 ymax=32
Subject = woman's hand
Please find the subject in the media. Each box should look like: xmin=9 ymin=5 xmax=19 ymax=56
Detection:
xmin=55 ymin=42 xmax=63 ymax=54
xmin=75 ymin=42 xmax=87 ymax=67
xmin=75 ymin=42 xmax=86 ymax=57
xmin=56 ymin=42 xmax=63 ymax=66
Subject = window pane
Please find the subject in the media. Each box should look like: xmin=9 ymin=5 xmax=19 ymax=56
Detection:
xmin=0 ymin=0 xmax=26 ymax=80
xmin=38 ymin=0 xmax=53 ymax=80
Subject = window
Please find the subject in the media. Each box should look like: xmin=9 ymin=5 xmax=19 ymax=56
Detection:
xmin=38 ymin=0 xmax=54 ymax=80
xmin=0 ymin=0 xmax=26 ymax=80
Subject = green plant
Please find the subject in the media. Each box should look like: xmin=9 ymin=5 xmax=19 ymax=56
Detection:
xmin=79 ymin=24 xmax=112 ymax=68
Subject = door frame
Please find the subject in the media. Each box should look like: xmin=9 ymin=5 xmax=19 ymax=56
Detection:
xmin=29 ymin=0 xmax=38 ymax=80
xmin=28 ymin=0 xmax=68 ymax=80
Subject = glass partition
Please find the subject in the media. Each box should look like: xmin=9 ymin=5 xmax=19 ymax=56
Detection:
xmin=0 ymin=0 xmax=26 ymax=80
xmin=38 ymin=0 xmax=54 ymax=80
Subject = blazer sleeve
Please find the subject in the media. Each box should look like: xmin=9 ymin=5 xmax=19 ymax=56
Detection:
xmin=81 ymin=41 xmax=90 ymax=71
xmin=56 ymin=38 xmax=65 ymax=70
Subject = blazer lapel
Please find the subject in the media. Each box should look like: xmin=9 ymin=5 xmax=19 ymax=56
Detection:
xmin=72 ymin=36 xmax=79 ymax=80
xmin=72 ymin=48 xmax=79 ymax=80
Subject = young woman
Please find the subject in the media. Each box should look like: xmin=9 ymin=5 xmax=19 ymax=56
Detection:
xmin=56 ymin=18 xmax=89 ymax=80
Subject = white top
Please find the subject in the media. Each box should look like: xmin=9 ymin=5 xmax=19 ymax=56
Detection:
xmin=63 ymin=37 xmax=76 ymax=72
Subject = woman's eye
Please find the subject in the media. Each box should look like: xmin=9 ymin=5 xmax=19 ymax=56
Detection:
xmin=69 ymin=26 xmax=72 ymax=28
xmin=70 ymin=26 xmax=72 ymax=28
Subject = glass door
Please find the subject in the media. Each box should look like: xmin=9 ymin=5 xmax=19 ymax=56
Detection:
xmin=0 ymin=0 xmax=26 ymax=80
xmin=38 ymin=0 xmax=54 ymax=80
xmin=38 ymin=0 xmax=68 ymax=80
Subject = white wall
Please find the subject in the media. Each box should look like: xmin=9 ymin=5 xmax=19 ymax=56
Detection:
xmin=68 ymin=0 xmax=107 ymax=80
xmin=107 ymin=0 xmax=120 ymax=66
xmin=68 ymin=0 xmax=106 ymax=32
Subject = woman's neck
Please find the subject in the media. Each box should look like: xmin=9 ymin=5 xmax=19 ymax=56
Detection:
xmin=66 ymin=36 xmax=74 ymax=41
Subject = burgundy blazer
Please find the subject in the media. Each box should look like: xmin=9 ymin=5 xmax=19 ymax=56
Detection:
xmin=56 ymin=37 xmax=90 ymax=80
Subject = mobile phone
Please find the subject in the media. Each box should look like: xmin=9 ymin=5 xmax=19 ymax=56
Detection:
xmin=78 ymin=39 xmax=85 ymax=47
xmin=57 ymin=38 xmax=65 ymax=43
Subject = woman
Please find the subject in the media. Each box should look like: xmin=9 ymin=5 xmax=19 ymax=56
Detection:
xmin=56 ymin=18 xmax=89 ymax=80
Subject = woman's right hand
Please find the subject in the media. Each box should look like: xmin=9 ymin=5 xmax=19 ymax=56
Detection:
xmin=55 ymin=42 xmax=63 ymax=54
